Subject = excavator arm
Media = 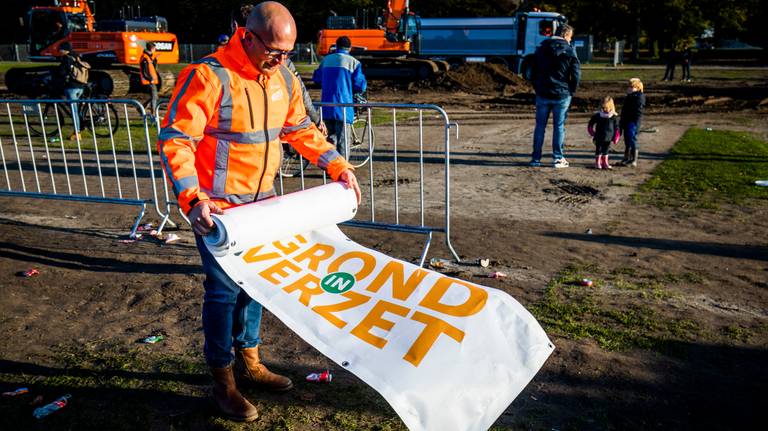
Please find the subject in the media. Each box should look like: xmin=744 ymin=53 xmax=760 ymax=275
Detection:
xmin=384 ymin=0 xmax=409 ymax=41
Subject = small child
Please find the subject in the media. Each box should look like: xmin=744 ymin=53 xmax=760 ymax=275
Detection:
xmin=619 ymin=78 xmax=646 ymax=167
xmin=588 ymin=96 xmax=620 ymax=169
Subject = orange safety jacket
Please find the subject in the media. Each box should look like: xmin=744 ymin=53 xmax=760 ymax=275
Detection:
xmin=158 ymin=28 xmax=351 ymax=214
xmin=140 ymin=50 xmax=159 ymax=85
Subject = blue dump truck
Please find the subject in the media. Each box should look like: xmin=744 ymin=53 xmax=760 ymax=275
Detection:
xmin=318 ymin=4 xmax=568 ymax=80
xmin=414 ymin=12 xmax=567 ymax=76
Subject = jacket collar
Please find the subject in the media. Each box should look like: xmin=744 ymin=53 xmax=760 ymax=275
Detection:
xmin=216 ymin=27 xmax=266 ymax=81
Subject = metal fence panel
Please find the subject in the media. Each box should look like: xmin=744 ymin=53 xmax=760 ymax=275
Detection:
xmin=0 ymin=45 xmax=30 ymax=61
xmin=276 ymin=101 xmax=460 ymax=265
xmin=0 ymin=98 xmax=172 ymax=236
xmin=0 ymin=97 xmax=457 ymax=263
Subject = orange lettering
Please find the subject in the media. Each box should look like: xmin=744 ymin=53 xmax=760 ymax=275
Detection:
xmin=366 ymin=261 xmax=428 ymax=301
xmin=419 ymin=277 xmax=487 ymax=317
xmin=282 ymin=274 xmax=324 ymax=306
xmin=328 ymin=251 xmax=377 ymax=281
xmin=242 ymin=244 xmax=280 ymax=263
xmin=403 ymin=311 xmax=465 ymax=367
xmin=272 ymin=234 xmax=307 ymax=255
xmin=350 ymin=300 xmax=409 ymax=349
xmin=293 ymin=243 xmax=335 ymax=271
xmin=259 ymin=259 xmax=301 ymax=285
xmin=312 ymin=291 xmax=372 ymax=329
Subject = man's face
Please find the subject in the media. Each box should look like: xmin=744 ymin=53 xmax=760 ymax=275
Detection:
xmin=243 ymin=29 xmax=295 ymax=75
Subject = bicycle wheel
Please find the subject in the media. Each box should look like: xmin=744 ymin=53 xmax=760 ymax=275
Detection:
xmin=279 ymin=143 xmax=310 ymax=178
xmin=347 ymin=117 xmax=373 ymax=168
xmin=85 ymin=102 xmax=119 ymax=137
xmin=26 ymin=102 xmax=64 ymax=138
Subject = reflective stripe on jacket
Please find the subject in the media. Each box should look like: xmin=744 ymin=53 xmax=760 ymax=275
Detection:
xmin=140 ymin=51 xmax=159 ymax=85
xmin=158 ymin=28 xmax=351 ymax=214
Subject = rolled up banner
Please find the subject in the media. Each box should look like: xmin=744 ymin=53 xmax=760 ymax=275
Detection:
xmin=206 ymin=182 xmax=554 ymax=431
xmin=204 ymin=182 xmax=358 ymax=256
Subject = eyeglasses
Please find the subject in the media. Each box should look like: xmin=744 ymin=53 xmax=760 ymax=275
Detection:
xmin=249 ymin=31 xmax=295 ymax=59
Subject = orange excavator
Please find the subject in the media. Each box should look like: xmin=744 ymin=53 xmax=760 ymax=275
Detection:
xmin=317 ymin=0 xmax=569 ymax=80
xmin=316 ymin=0 xmax=443 ymax=80
xmin=7 ymin=0 xmax=179 ymax=98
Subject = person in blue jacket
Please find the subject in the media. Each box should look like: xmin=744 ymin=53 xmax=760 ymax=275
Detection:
xmin=312 ymin=36 xmax=367 ymax=157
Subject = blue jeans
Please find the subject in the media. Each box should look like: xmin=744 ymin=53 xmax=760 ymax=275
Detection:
xmin=325 ymin=119 xmax=349 ymax=157
xmin=531 ymin=95 xmax=572 ymax=163
xmin=624 ymin=122 xmax=639 ymax=152
xmin=65 ymin=87 xmax=84 ymax=132
xmin=195 ymin=235 xmax=262 ymax=368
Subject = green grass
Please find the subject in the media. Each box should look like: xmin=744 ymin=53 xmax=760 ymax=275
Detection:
xmin=580 ymin=66 xmax=768 ymax=82
xmin=0 ymin=61 xmax=57 ymax=74
xmin=635 ymin=128 xmax=768 ymax=210
xmin=0 ymin=117 xmax=158 ymax=153
xmin=0 ymin=339 xmax=405 ymax=431
xmin=530 ymin=263 xmax=700 ymax=351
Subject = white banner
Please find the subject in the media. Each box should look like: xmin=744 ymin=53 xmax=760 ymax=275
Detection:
xmin=205 ymin=182 xmax=554 ymax=431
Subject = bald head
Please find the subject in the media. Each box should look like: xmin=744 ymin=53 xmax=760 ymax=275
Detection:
xmin=246 ymin=1 xmax=297 ymax=42
xmin=242 ymin=2 xmax=297 ymax=75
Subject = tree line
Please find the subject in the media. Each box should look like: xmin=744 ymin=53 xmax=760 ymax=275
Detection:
xmin=3 ymin=0 xmax=766 ymax=54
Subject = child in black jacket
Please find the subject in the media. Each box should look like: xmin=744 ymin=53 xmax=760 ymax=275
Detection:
xmin=588 ymin=96 xmax=620 ymax=169
xmin=619 ymin=78 xmax=646 ymax=167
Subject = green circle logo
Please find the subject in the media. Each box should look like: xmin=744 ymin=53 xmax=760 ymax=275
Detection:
xmin=320 ymin=272 xmax=356 ymax=294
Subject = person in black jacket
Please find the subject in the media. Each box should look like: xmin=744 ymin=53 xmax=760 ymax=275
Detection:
xmin=662 ymin=48 xmax=679 ymax=81
xmin=619 ymin=78 xmax=646 ymax=167
xmin=588 ymin=96 xmax=620 ymax=169
xmin=57 ymin=41 xmax=87 ymax=140
xmin=529 ymin=24 xmax=580 ymax=168
xmin=680 ymin=47 xmax=692 ymax=82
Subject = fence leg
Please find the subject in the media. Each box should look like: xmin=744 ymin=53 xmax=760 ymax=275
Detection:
xmin=418 ymin=231 xmax=433 ymax=268
xmin=156 ymin=212 xmax=172 ymax=235
xmin=130 ymin=203 xmax=147 ymax=238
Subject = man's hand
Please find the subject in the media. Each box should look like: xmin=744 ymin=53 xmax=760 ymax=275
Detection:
xmin=339 ymin=169 xmax=361 ymax=204
xmin=188 ymin=200 xmax=223 ymax=236
xmin=317 ymin=120 xmax=328 ymax=137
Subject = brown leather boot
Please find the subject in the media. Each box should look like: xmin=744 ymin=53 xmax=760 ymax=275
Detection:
xmin=210 ymin=365 xmax=259 ymax=422
xmin=234 ymin=346 xmax=293 ymax=392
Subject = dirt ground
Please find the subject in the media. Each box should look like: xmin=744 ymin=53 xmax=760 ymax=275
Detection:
xmin=1 ymin=66 xmax=767 ymax=430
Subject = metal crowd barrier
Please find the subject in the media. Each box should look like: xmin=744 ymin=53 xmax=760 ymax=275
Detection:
xmin=277 ymin=101 xmax=461 ymax=266
xmin=0 ymin=98 xmax=459 ymax=265
xmin=0 ymin=98 xmax=173 ymax=237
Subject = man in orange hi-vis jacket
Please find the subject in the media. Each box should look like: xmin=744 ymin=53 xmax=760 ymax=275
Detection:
xmin=158 ymin=2 xmax=360 ymax=422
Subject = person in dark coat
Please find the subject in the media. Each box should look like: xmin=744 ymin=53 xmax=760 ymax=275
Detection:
xmin=619 ymin=78 xmax=646 ymax=167
xmin=57 ymin=41 xmax=87 ymax=139
xmin=529 ymin=23 xmax=581 ymax=168
xmin=680 ymin=47 xmax=692 ymax=82
xmin=662 ymin=48 xmax=679 ymax=81
xmin=588 ymin=96 xmax=620 ymax=169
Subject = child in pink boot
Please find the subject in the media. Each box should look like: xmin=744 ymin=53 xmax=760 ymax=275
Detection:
xmin=588 ymin=96 xmax=621 ymax=169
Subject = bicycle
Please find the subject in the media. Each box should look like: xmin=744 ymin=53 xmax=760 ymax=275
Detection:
xmin=347 ymin=112 xmax=374 ymax=168
xmin=27 ymin=76 xmax=119 ymax=139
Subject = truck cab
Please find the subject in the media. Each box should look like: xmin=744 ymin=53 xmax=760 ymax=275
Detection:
xmin=516 ymin=12 xmax=567 ymax=75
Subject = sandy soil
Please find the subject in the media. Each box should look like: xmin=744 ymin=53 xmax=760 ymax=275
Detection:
xmin=1 ymin=71 xmax=767 ymax=430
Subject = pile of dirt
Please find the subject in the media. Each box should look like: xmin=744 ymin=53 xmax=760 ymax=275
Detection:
xmin=439 ymin=63 xmax=532 ymax=95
